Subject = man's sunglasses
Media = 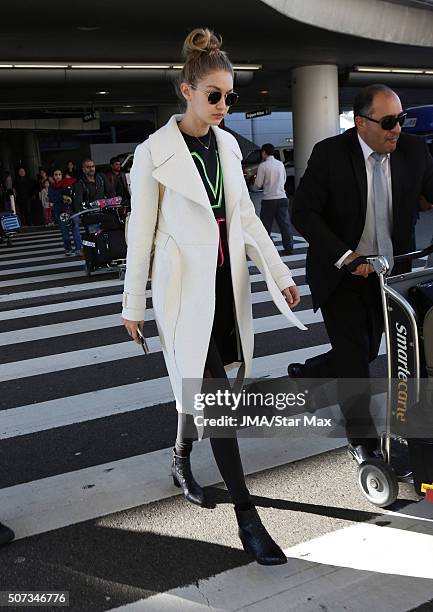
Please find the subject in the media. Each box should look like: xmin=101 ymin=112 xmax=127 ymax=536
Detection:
xmin=191 ymin=85 xmax=239 ymax=106
xmin=358 ymin=112 xmax=407 ymax=131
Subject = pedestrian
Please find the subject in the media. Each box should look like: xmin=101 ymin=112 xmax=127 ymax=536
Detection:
xmin=48 ymin=168 xmax=82 ymax=256
xmin=13 ymin=167 xmax=36 ymax=226
xmin=252 ymin=143 xmax=294 ymax=255
xmin=2 ymin=171 xmax=14 ymax=212
xmin=40 ymin=178 xmax=53 ymax=225
xmin=105 ymin=156 xmax=130 ymax=207
xmin=122 ymin=27 xmax=304 ymax=565
xmin=73 ymin=158 xmax=114 ymax=211
xmin=65 ymin=160 xmax=78 ymax=179
xmin=288 ymin=83 xmax=433 ymax=466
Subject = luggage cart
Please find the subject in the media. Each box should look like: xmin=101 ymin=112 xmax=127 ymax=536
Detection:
xmin=350 ymin=245 xmax=433 ymax=507
xmin=0 ymin=211 xmax=21 ymax=247
xmin=73 ymin=197 xmax=128 ymax=277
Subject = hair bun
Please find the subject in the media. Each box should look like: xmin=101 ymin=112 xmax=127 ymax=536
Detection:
xmin=183 ymin=28 xmax=222 ymax=57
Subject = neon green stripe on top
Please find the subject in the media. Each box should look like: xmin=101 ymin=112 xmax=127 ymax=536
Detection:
xmin=191 ymin=150 xmax=223 ymax=208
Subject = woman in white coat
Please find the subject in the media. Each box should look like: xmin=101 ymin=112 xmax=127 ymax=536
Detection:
xmin=122 ymin=28 xmax=305 ymax=565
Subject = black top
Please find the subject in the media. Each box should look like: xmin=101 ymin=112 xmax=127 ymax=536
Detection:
xmin=181 ymin=128 xmax=240 ymax=365
xmin=73 ymin=174 xmax=114 ymax=211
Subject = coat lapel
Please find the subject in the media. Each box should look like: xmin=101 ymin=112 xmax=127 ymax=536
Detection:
xmin=349 ymin=129 xmax=368 ymax=219
xmin=149 ymin=114 xmax=212 ymax=212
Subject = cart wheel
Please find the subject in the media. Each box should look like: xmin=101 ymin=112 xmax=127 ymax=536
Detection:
xmin=358 ymin=459 xmax=398 ymax=508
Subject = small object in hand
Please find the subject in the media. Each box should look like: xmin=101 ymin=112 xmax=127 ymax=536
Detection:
xmin=137 ymin=327 xmax=150 ymax=355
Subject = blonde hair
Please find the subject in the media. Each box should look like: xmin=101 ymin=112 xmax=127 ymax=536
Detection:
xmin=177 ymin=28 xmax=233 ymax=97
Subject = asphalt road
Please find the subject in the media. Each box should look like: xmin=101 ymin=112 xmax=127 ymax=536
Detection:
xmin=0 ymin=197 xmax=433 ymax=611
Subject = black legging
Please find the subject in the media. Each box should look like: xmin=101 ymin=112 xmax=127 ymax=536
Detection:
xmin=175 ymin=337 xmax=252 ymax=508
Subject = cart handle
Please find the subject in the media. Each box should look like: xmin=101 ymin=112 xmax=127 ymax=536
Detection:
xmin=345 ymin=243 xmax=433 ymax=272
xmin=393 ymin=243 xmax=433 ymax=263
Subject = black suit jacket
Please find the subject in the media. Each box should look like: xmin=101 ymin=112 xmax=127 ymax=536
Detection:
xmin=292 ymin=128 xmax=433 ymax=311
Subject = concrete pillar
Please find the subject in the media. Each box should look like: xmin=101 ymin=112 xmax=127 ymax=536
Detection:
xmin=0 ymin=135 xmax=16 ymax=174
xmin=291 ymin=65 xmax=339 ymax=186
xmin=24 ymin=132 xmax=41 ymax=178
xmin=155 ymin=104 xmax=183 ymax=128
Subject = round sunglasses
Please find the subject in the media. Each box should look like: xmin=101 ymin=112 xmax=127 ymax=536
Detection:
xmin=358 ymin=112 xmax=407 ymax=131
xmin=190 ymin=85 xmax=239 ymax=107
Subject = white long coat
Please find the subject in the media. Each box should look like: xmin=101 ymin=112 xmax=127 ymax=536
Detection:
xmin=122 ymin=115 xmax=306 ymax=423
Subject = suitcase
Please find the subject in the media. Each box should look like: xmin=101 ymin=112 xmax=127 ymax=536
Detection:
xmin=409 ymin=280 xmax=433 ymax=327
xmin=0 ymin=212 xmax=20 ymax=233
xmin=83 ymin=228 xmax=127 ymax=269
xmin=408 ymin=281 xmax=433 ymax=377
xmin=407 ymin=281 xmax=433 ymax=495
xmin=409 ymin=438 xmax=433 ymax=495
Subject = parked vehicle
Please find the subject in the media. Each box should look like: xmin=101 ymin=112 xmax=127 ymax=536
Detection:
xmin=403 ymin=105 xmax=433 ymax=154
xmin=242 ymin=146 xmax=295 ymax=195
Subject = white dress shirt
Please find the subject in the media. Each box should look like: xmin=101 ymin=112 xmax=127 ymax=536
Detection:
xmin=252 ymin=156 xmax=287 ymax=200
xmin=335 ymin=134 xmax=393 ymax=268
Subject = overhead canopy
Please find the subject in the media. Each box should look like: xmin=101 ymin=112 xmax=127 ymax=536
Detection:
xmin=2 ymin=0 xmax=433 ymax=117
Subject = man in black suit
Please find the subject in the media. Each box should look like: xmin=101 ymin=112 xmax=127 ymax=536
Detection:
xmin=289 ymin=84 xmax=433 ymax=463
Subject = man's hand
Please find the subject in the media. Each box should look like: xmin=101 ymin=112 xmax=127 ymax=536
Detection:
xmin=282 ymin=285 xmax=300 ymax=308
xmin=344 ymin=252 xmax=373 ymax=278
xmin=419 ymin=195 xmax=433 ymax=212
xmin=122 ymin=318 xmax=144 ymax=344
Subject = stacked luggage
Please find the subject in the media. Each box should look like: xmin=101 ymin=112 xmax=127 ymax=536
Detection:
xmin=76 ymin=196 xmax=128 ymax=277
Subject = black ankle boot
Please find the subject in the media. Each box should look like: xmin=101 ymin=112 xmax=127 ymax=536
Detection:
xmin=0 ymin=522 xmax=14 ymax=546
xmin=171 ymin=449 xmax=205 ymax=507
xmin=235 ymin=507 xmax=287 ymax=565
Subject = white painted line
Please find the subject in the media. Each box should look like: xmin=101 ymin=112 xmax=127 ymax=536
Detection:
xmin=0 ymin=254 xmax=76 ymax=267
xmin=0 ymin=340 xmax=385 ymax=440
xmin=272 ymin=232 xmax=307 ymax=244
xmin=0 ymin=341 xmax=332 ymax=438
xmin=0 ymin=405 xmax=346 ymax=540
xmin=0 ymin=305 xmax=320 ymax=346
xmin=0 ymin=269 xmax=311 ymax=304
xmin=0 ymin=279 xmax=124 ymax=303
xmin=0 ymin=281 xmax=310 ymax=321
xmin=0 ymin=297 xmax=317 ymax=380
xmin=0 ymin=294 xmax=123 ymax=321
xmin=0 ymin=260 xmax=84 ymax=277
xmin=0 ymin=247 xmax=64 ymax=261
xmin=0 ymin=269 xmax=95 ymax=287
xmin=0 ymin=253 xmax=305 ymax=276
xmin=249 ymin=268 xmax=305 ymax=285
xmin=115 ymin=524 xmax=433 ymax=612
xmin=287 ymin=522 xmax=433 ymax=579
xmin=13 ymin=229 xmax=57 ymax=237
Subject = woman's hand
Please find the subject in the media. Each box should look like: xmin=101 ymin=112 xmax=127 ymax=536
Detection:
xmin=282 ymin=285 xmax=300 ymax=309
xmin=122 ymin=318 xmax=144 ymax=345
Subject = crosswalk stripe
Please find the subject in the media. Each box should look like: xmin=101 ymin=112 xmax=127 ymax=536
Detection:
xmin=0 ymin=268 xmax=117 ymax=287
xmin=118 ymin=520 xmax=433 ymax=612
xmin=0 ymin=293 xmax=122 ymax=321
xmin=0 ymin=305 xmax=321 ymax=346
xmin=0 ymin=279 xmax=124 ymax=303
xmin=0 ymin=340 xmax=387 ymax=439
xmin=0 ymin=295 xmax=318 ymax=381
xmin=0 ymin=247 xmax=65 ymax=261
xmin=0 ymin=265 xmax=310 ymax=304
xmin=0 ymin=402 xmax=347 ymax=539
xmin=0 ymin=260 xmax=86 ymax=276
xmin=0 ymin=294 xmax=124 ymax=321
